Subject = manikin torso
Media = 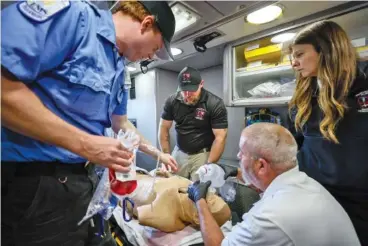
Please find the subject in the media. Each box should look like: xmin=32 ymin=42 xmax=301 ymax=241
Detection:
xmin=126 ymin=172 xmax=231 ymax=233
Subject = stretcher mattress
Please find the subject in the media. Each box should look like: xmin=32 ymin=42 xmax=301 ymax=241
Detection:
xmin=113 ymin=206 xmax=233 ymax=246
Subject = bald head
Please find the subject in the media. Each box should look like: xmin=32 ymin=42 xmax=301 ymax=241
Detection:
xmin=240 ymin=123 xmax=297 ymax=171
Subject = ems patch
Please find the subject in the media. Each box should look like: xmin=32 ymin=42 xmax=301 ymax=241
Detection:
xmin=18 ymin=0 xmax=70 ymax=22
xmin=195 ymin=108 xmax=206 ymax=120
xmin=356 ymin=90 xmax=368 ymax=113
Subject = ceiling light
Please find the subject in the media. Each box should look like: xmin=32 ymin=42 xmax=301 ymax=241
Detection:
xmin=246 ymin=5 xmax=282 ymax=24
xmin=127 ymin=66 xmax=137 ymax=72
xmin=171 ymin=2 xmax=200 ymax=34
xmin=171 ymin=48 xmax=183 ymax=56
xmin=271 ymin=33 xmax=296 ymax=43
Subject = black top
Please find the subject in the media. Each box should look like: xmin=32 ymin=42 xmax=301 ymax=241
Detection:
xmin=161 ymin=89 xmax=228 ymax=154
xmin=291 ymin=61 xmax=368 ymax=190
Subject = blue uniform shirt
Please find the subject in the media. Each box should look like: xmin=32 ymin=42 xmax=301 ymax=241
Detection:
xmin=1 ymin=1 xmax=128 ymax=163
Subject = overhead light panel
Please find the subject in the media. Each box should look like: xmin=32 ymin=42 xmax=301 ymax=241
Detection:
xmin=246 ymin=5 xmax=282 ymax=24
xmin=171 ymin=2 xmax=200 ymax=34
xmin=171 ymin=48 xmax=183 ymax=56
xmin=271 ymin=33 xmax=296 ymax=43
xmin=127 ymin=66 xmax=137 ymax=72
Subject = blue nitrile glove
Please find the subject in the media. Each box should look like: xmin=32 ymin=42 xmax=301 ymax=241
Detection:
xmin=188 ymin=180 xmax=212 ymax=203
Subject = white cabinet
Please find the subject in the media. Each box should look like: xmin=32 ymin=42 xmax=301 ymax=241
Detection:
xmin=223 ymin=33 xmax=297 ymax=107
xmin=232 ymin=64 xmax=295 ymax=106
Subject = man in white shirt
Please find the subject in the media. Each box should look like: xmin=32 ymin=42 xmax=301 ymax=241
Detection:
xmin=188 ymin=123 xmax=360 ymax=246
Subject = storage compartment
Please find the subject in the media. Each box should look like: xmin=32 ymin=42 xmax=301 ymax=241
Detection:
xmin=223 ymin=7 xmax=368 ymax=107
xmin=357 ymin=45 xmax=368 ymax=58
xmin=244 ymin=44 xmax=283 ymax=63
xmin=230 ymin=35 xmax=295 ymax=106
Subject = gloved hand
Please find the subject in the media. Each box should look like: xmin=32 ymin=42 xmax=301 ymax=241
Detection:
xmin=188 ymin=180 xmax=211 ymax=203
xmin=219 ymin=164 xmax=239 ymax=180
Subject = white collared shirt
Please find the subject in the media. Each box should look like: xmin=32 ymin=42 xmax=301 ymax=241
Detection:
xmin=221 ymin=166 xmax=360 ymax=246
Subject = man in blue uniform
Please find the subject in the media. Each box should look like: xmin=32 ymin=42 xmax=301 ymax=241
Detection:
xmin=1 ymin=1 xmax=177 ymax=245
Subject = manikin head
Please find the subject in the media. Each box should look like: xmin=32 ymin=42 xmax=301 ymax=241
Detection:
xmin=237 ymin=123 xmax=298 ymax=192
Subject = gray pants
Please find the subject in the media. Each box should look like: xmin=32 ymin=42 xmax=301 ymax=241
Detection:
xmin=172 ymin=146 xmax=210 ymax=181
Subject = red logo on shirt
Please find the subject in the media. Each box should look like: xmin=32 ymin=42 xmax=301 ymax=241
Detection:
xmin=356 ymin=90 xmax=368 ymax=113
xmin=195 ymin=108 xmax=206 ymax=120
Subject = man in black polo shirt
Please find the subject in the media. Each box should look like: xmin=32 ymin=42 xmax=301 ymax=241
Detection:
xmin=159 ymin=66 xmax=228 ymax=180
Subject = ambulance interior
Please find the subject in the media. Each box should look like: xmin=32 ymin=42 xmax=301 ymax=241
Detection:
xmin=2 ymin=1 xmax=366 ymax=245
xmin=95 ymin=1 xmax=368 ymax=245
xmin=101 ymin=1 xmax=368 ymax=245
xmin=122 ymin=0 xmax=368 ymax=168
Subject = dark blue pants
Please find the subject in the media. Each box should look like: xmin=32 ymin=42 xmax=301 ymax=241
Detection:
xmin=325 ymin=185 xmax=368 ymax=246
xmin=1 ymin=162 xmax=116 ymax=246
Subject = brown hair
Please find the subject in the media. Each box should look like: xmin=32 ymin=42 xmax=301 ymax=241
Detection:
xmin=113 ymin=1 xmax=159 ymax=32
xmin=289 ymin=20 xmax=357 ymax=143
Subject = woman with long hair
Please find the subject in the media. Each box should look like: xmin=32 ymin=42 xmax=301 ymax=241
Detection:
xmin=289 ymin=20 xmax=368 ymax=245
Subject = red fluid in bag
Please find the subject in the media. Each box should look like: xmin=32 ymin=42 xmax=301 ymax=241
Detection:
xmin=109 ymin=169 xmax=137 ymax=196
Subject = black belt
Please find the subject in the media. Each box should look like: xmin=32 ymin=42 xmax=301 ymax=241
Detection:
xmin=180 ymin=147 xmax=211 ymax=155
xmin=1 ymin=161 xmax=87 ymax=177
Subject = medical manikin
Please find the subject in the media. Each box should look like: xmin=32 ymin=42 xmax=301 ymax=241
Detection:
xmin=125 ymin=171 xmax=231 ymax=233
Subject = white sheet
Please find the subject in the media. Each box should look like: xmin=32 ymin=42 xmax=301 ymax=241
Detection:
xmin=113 ymin=206 xmax=233 ymax=246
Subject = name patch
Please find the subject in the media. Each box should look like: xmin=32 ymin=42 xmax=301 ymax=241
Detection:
xmin=18 ymin=0 xmax=70 ymax=22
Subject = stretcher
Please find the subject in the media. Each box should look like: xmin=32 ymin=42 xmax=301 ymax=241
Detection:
xmin=106 ymin=166 xmax=233 ymax=246
xmin=112 ymin=206 xmax=233 ymax=246
xmin=105 ymin=162 xmax=258 ymax=246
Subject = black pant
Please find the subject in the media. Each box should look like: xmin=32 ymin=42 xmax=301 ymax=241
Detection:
xmin=325 ymin=185 xmax=368 ymax=246
xmin=1 ymin=162 xmax=116 ymax=246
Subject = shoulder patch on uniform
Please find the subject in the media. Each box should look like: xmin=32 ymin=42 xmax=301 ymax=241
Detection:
xmin=18 ymin=0 xmax=70 ymax=22
xmin=356 ymin=90 xmax=368 ymax=113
